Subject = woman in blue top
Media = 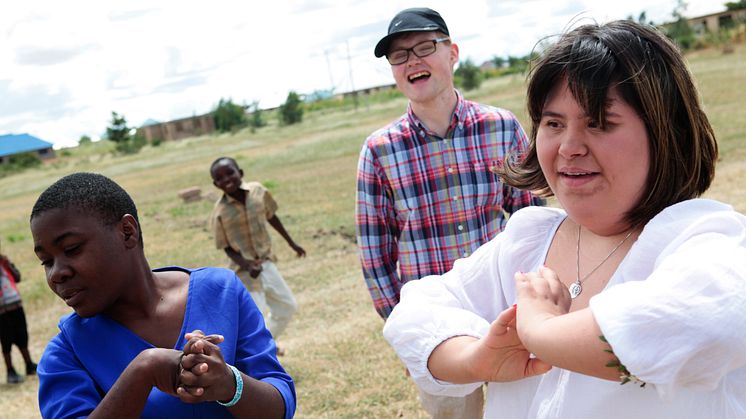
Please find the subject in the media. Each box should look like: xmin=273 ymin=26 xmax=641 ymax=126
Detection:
xmin=30 ymin=172 xmax=295 ymax=419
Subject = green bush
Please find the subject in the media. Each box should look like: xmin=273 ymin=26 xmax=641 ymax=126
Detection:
xmin=0 ymin=152 xmax=42 ymax=178
xmin=12 ymin=152 xmax=41 ymax=168
xmin=213 ymin=98 xmax=247 ymax=132
xmin=114 ymin=133 xmax=146 ymax=154
xmin=455 ymin=59 xmax=482 ymax=91
xmin=279 ymin=91 xmax=304 ymax=125
xmin=248 ymin=101 xmax=266 ymax=129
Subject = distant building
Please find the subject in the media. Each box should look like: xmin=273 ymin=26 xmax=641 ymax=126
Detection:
xmin=338 ymin=83 xmax=396 ymax=100
xmin=0 ymin=133 xmax=55 ymax=165
xmin=688 ymin=7 xmax=746 ymax=34
xmin=136 ymin=113 xmax=215 ymax=143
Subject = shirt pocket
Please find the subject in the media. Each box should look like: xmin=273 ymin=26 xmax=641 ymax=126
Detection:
xmin=463 ymin=161 xmax=503 ymax=210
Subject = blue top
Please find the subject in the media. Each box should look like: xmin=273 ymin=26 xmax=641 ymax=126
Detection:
xmin=38 ymin=267 xmax=296 ymax=419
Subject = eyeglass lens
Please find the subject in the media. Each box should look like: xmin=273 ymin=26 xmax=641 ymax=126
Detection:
xmin=388 ymin=40 xmax=438 ymax=65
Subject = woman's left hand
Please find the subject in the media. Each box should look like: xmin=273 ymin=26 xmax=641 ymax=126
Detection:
xmin=176 ymin=331 xmax=233 ymax=403
xmin=514 ymin=267 xmax=572 ymax=346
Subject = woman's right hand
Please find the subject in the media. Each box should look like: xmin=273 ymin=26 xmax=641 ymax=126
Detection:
xmin=131 ymin=348 xmax=184 ymax=396
xmin=428 ymin=305 xmax=552 ymax=384
xmin=467 ymin=304 xmax=553 ymax=382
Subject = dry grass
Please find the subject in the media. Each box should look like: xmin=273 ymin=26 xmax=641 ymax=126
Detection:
xmin=1 ymin=45 xmax=745 ymax=418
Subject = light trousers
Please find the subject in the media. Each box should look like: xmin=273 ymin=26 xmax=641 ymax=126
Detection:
xmin=246 ymin=261 xmax=297 ymax=339
xmin=418 ymin=385 xmax=484 ymax=419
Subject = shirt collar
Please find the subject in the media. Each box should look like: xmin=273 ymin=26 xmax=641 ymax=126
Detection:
xmin=221 ymin=182 xmax=252 ymax=204
xmin=406 ymin=89 xmax=466 ymax=135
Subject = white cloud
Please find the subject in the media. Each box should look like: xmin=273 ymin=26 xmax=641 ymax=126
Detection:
xmin=0 ymin=0 xmax=724 ymax=148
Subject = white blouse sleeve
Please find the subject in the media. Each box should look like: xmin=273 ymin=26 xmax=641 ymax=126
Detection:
xmin=383 ymin=207 xmax=563 ymax=396
xmin=591 ymin=203 xmax=746 ymax=400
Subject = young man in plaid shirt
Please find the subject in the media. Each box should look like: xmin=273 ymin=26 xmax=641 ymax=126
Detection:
xmin=355 ymin=7 xmax=543 ymax=418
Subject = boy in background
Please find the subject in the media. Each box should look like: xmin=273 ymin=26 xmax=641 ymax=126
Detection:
xmin=1 ymin=239 xmax=37 ymax=383
xmin=210 ymin=157 xmax=305 ymax=356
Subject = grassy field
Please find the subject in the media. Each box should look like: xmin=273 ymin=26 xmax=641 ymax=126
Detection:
xmin=1 ymin=45 xmax=745 ymax=418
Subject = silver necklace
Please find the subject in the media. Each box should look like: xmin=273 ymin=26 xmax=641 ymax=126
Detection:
xmin=569 ymin=225 xmax=633 ymax=299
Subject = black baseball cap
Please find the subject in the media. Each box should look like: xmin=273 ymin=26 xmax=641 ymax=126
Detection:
xmin=374 ymin=7 xmax=450 ymax=58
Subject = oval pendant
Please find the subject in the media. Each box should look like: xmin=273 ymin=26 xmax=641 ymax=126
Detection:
xmin=569 ymin=282 xmax=582 ymax=299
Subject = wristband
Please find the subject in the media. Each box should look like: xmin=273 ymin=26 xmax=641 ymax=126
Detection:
xmin=217 ymin=364 xmax=243 ymax=407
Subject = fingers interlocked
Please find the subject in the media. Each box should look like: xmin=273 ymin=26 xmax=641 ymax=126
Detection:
xmin=175 ymin=330 xmax=230 ymax=403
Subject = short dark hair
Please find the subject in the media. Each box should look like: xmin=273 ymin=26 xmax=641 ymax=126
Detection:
xmin=501 ymin=20 xmax=718 ymax=229
xmin=30 ymin=172 xmax=143 ymax=244
xmin=209 ymin=156 xmax=240 ymax=177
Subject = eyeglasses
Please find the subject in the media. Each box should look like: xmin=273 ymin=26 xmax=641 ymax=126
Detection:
xmin=386 ymin=37 xmax=450 ymax=65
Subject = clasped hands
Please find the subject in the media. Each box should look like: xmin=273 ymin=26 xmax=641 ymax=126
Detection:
xmin=175 ymin=330 xmax=237 ymax=404
xmin=446 ymin=266 xmax=571 ymax=383
xmin=144 ymin=330 xmax=236 ymax=405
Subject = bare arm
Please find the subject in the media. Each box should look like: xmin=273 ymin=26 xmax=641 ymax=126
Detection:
xmin=88 ymin=348 xmax=182 ymax=418
xmin=223 ymin=247 xmax=262 ymax=278
xmin=515 ymin=268 xmax=621 ymax=381
xmin=428 ymin=305 xmax=552 ymax=383
xmin=267 ymin=215 xmax=305 ymax=257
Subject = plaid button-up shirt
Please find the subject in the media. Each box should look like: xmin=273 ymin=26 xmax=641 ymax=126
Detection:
xmin=356 ymin=91 xmax=542 ymax=318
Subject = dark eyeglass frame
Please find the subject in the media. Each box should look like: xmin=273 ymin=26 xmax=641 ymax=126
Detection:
xmin=386 ymin=37 xmax=450 ymax=65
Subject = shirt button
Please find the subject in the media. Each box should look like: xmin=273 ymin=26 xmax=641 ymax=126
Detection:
xmin=457 ymin=225 xmax=463 ymax=231
xmin=463 ymin=251 xmax=469 ymax=258
xmin=453 ymin=195 xmax=459 ymax=201
xmin=448 ymin=167 xmax=455 ymax=174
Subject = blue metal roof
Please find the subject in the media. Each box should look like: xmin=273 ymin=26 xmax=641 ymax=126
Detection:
xmin=0 ymin=133 xmax=54 ymax=157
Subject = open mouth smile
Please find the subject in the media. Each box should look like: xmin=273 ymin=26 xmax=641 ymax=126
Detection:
xmin=408 ymin=71 xmax=430 ymax=83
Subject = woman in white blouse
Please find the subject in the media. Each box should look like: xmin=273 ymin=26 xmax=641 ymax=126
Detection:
xmin=383 ymin=20 xmax=746 ymax=418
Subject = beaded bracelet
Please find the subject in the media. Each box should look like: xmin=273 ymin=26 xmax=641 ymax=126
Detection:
xmin=217 ymin=364 xmax=244 ymax=407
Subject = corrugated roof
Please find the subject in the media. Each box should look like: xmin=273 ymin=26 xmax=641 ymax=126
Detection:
xmin=0 ymin=133 xmax=54 ymax=157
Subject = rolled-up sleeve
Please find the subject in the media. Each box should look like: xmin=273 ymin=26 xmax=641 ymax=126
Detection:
xmin=591 ymin=214 xmax=746 ymax=400
xmin=383 ymin=236 xmax=505 ymax=396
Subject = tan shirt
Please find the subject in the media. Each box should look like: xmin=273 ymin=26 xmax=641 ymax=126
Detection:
xmin=212 ymin=181 xmax=278 ymax=290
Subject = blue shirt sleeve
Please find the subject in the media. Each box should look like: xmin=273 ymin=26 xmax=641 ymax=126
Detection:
xmin=38 ymin=326 xmax=101 ymax=419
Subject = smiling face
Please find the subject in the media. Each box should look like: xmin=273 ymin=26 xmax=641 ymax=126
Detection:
xmin=537 ymin=83 xmax=650 ymax=235
xmin=389 ymin=31 xmax=458 ymax=106
xmin=31 ymin=208 xmax=136 ymax=318
xmin=211 ymin=158 xmax=244 ymax=196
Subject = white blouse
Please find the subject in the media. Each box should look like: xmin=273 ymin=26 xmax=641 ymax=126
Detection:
xmin=383 ymin=199 xmax=746 ymax=418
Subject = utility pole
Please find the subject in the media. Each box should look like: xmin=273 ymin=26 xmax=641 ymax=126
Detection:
xmin=346 ymin=40 xmax=358 ymax=109
xmin=324 ymin=49 xmax=335 ymax=92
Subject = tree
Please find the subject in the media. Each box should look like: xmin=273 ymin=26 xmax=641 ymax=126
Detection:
xmin=78 ymin=135 xmax=92 ymax=146
xmin=725 ymin=0 xmax=746 ymax=11
xmin=213 ymin=98 xmax=247 ymax=133
xmin=106 ymin=111 xmax=130 ymax=143
xmin=106 ymin=111 xmax=144 ymax=154
xmin=627 ymin=11 xmax=654 ymax=26
xmin=455 ymin=59 xmax=483 ymax=91
xmin=247 ymin=101 xmax=266 ymax=129
xmin=666 ymin=0 xmax=696 ymax=50
xmin=279 ymin=91 xmax=303 ymax=125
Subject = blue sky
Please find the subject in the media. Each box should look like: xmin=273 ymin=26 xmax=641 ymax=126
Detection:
xmin=0 ymin=0 xmax=724 ymax=148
